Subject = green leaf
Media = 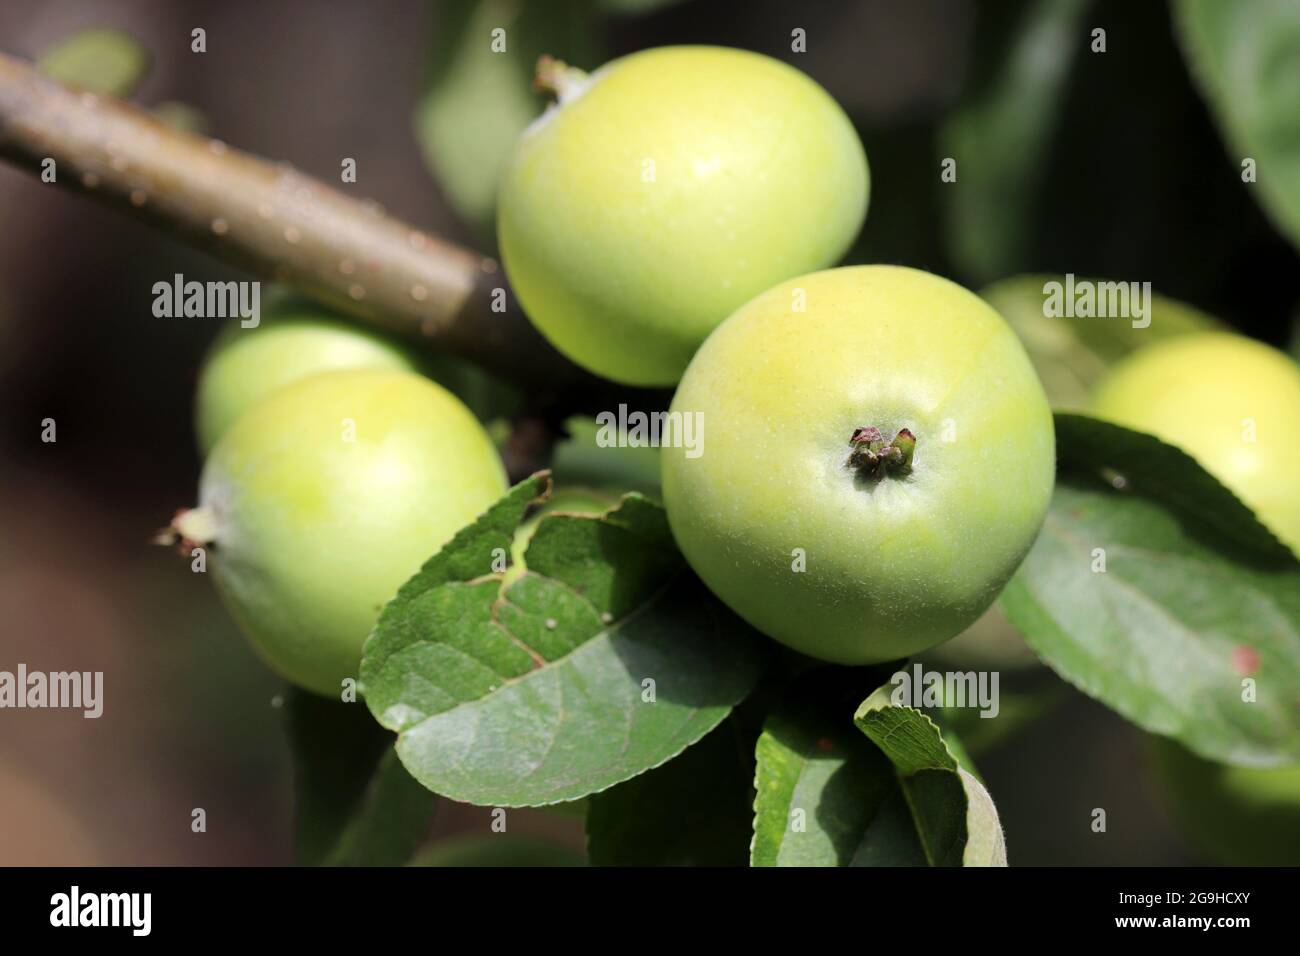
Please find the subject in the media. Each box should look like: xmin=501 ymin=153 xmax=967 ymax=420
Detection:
xmin=981 ymin=274 xmax=1223 ymax=409
xmin=1055 ymin=414 xmax=1291 ymax=559
xmin=854 ymin=686 xmax=1008 ymax=867
xmin=38 ymin=28 xmax=151 ymax=97
xmin=361 ymin=473 xmax=768 ymax=807
xmin=414 ymin=0 xmax=599 ymax=231
xmin=285 ymin=690 xmax=435 ymax=866
xmin=750 ymin=670 xmax=1003 ymax=867
xmin=1175 ymin=0 xmax=1300 ymax=251
xmin=940 ymin=0 xmax=1090 ymax=283
xmin=586 ymin=720 xmax=754 ymax=865
xmin=410 ymin=835 xmax=585 ymax=866
xmin=752 ymin=690 xmax=923 ymax=867
xmin=1002 ymin=413 xmax=1300 ymax=765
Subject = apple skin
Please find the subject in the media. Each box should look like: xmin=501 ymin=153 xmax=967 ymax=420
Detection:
xmin=194 ymin=300 xmax=421 ymax=454
xmin=498 ymin=45 xmax=869 ymax=386
xmin=189 ymin=370 xmax=507 ymax=696
xmin=1090 ymin=331 xmax=1300 ymax=556
xmin=662 ymin=265 xmax=1055 ymax=664
xmin=1152 ymin=737 xmax=1300 ymax=865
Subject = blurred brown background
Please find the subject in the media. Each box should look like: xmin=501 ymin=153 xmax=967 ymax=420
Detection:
xmin=3 ymin=0 xmax=1292 ymax=865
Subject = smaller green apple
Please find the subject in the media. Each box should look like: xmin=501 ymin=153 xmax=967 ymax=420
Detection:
xmin=176 ymin=369 xmax=507 ymax=696
xmin=194 ymin=299 xmax=420 ymax=454
xmin=1090 ymin=331 xmax=1300 ymax=555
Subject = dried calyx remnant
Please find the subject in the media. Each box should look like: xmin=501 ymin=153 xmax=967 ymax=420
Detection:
xmin=534 ymin=55 xmax=590 ymax=104
xmin=846 ymin=426 xmax=916 ymax=480
xmin=152 ymin=507 xmax=219 ymax=552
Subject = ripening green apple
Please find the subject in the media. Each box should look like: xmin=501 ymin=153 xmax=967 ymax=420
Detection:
xmin=662 ymin=265 xmax=1055 ymax=664
xmin=498 ymin=45 xmax=869 ymax=386
xmin=1152 ymin=737 xmax=1300 ymax=865
xmin=1090 ymin=332 xmax=1300 ymax=555
xmin=174 ymin=370 xmax=507 ymax=696
xmin=194 ymin=299 xmax=421 ymax=454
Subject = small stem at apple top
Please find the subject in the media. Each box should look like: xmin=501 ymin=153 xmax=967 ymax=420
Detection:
xmin=534 ymin=56 xmax=591 ymax=105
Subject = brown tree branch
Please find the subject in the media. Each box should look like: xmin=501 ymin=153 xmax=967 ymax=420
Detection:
xmin=0 ymin=51 xmax=591 ymax=393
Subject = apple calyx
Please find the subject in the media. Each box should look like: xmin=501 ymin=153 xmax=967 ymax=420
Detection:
xmin=153 ymin=506 xmax=219 ymax=553
xmin=846 ymin=427 xmax=915 ymax=479
xmin=534 ymin=55 xmax=591 ymax=105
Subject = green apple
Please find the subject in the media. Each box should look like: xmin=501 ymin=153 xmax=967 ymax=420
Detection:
xmin=175 ymin=369 xmax=507 ymax=696
xmin=662 ymin=265 xmax=1055 ymax=664
xmin=498 ymin=45 xmax=869 ymax=386
xmin=1152 ymin=737 xmax=1300 ymax=865
xmin=194 ymin=299 xmax=420 ymax=454
xmin=1091 ymin=331 xmax=1300 ymax=555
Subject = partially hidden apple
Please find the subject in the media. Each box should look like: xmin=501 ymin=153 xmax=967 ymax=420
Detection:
xmin=174 ymin=369 xmax=507 ymax=696
xmin=1091 ymin=331 xmax=1300 ymax=556
xmin=194 ymin=298 xmax=421 ymax=454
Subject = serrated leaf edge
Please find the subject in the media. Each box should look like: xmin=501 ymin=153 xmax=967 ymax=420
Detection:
xmin=853 ymin=684 xmax=996 ymax=867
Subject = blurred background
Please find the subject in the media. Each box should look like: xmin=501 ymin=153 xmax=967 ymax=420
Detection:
xmin=1 ymin=0 xmax=1296 ymax=865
